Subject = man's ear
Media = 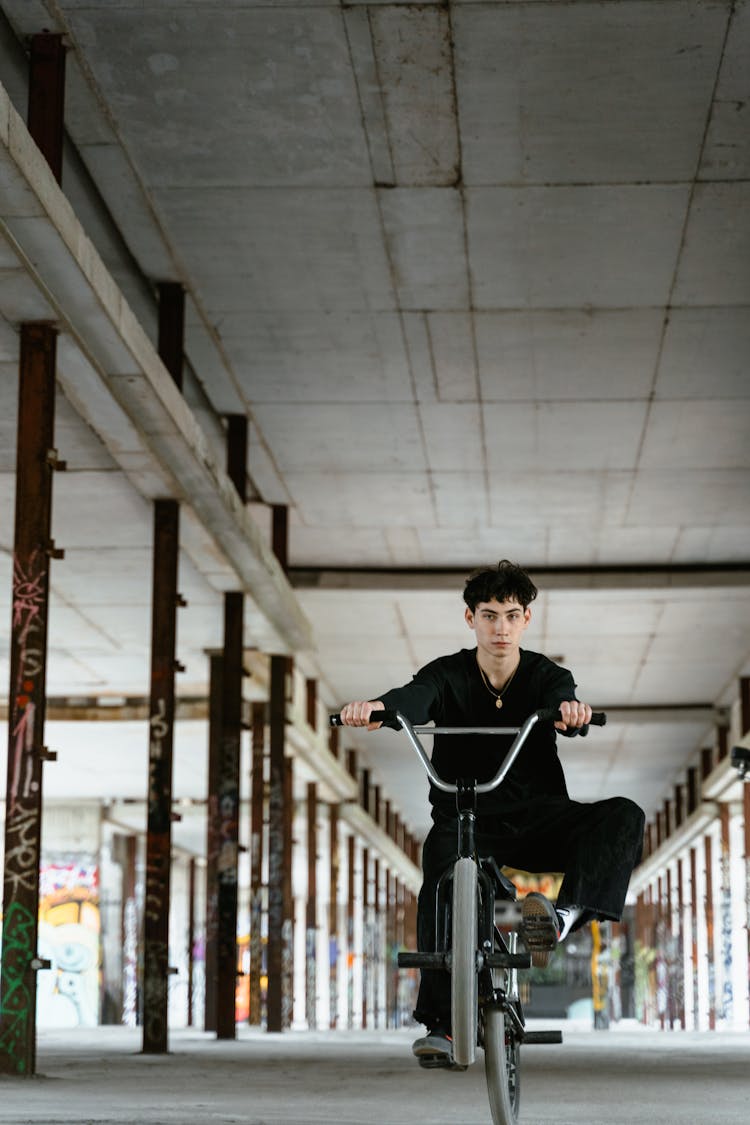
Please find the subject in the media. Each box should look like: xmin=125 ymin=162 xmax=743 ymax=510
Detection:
xmin=523 ymin=607 xmax=532 ymax=628
xmin=465 ymin=606 xmax=475 ymax=630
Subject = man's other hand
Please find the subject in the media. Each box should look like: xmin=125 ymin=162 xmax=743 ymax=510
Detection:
xmin=338 ymin=700 xmax=386 ymax=730
xmin=555 ymin=700 xmax=592 ymax=731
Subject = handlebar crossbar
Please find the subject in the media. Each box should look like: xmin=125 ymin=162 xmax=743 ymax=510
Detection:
xmin=329 ymin=707 xmax=606 ymax=796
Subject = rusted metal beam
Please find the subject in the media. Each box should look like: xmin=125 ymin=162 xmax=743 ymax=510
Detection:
xmin=214 ymin=413 xmax=247 ymax=1038
xmin=347 ymin=833 xmax=356 ymax=1030
xmin=204 ymin=653 xmax=222 ymax=1032
xmin=272 ymin=506 xmax=289 ymax=574
xmin=187 ymin=858 xmax=196 ymax=1028
xmin=306 ymin=782 xmax=318 ymax=1029
xmin=215 ymin=591 xmax=243 ymax=1040
xmin=0 ymin=323 xmax=59 ymax=1076
xmin=142 ymin=499 xmax=180 ymax=1054
xmin=328 ymin=803 xmax=340 ymax=1029
xmin=248 ymin=701 xmax=265 ymax=1026
xmin=27 ymin=32 xmax=66 ymax=183
xmin=267 ymin=655 xmax=293 ymax=1031
xmin=157 ymin=283 xmax=185 ymax=390
xmin=225 ymin=416 xmax=248 ymax=504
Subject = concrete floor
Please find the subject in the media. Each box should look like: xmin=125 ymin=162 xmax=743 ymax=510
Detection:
xmin=1 ymin=1022 xmax=748 ymax=1125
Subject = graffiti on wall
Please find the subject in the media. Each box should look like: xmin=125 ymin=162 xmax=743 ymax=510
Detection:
xmin=36 ymin=861 xmax=100 ymax=1028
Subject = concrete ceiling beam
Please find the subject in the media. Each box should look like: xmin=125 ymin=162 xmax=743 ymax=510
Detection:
xmin=0 ymin=79 xmax=311 ymax=654
xmin=289 ymin=565 xmax=750 ymax=592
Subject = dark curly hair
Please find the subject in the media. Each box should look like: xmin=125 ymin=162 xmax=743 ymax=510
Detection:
xmin=463 ymin=560 xmax=538 ymax=611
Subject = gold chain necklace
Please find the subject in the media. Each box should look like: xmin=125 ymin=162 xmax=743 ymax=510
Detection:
xmin=476 ymin=655 xmax=520 ymax=709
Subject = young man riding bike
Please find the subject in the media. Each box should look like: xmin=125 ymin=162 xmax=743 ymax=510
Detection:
xmin=338 ymin=560 xmax=645 ymax=1067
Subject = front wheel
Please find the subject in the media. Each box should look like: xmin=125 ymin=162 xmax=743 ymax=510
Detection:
xmin=450 ymin=857 xmax=478 ymax=1067
xmin=484 ymin=1007 xmax=521 ymax=1125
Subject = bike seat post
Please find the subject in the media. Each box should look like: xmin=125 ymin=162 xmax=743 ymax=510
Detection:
xmin=455 ymin=778 xmax=477 ymax=858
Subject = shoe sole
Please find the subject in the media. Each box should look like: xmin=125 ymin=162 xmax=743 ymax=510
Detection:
xmin=416 ymin=1053 xmax=452 ymax=1069
xmin=521 ymin=895 xmax=559 ymax=969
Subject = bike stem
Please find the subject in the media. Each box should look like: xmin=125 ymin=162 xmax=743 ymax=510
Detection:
xmin=456 ymin=779 xmax=477 ymax=858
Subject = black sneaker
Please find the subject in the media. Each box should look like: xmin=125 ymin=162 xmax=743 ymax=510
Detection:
xmin=520 ymin=892 xmax=561 ymax=969
xmin=411 ymin=1027 xmax=453 ymax=1069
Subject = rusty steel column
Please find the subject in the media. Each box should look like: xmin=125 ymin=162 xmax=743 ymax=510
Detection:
xmin=141 ymin=278 xmax=185 ymax=1054
xmin=248 ymin=701 xmax=265 ymax=1026
xmin=306 ymin=782 xmax=318 ymax=1029
xmin=373 ymin=856 xmax=381 ymax=1028
xmin=328 ymin=803 xmax=340 ymax=1029
xmin=704 ymin=832 xmax=716 ymax=1029
xmin=157 ymin=283 xmax=185 ymax=390
xmin=267 ymin=655 xmax=293 ymax=1031
xmin=215 ymin=591 xmax=243 ymax=1039
xmin=689 ymin=846 xmax=700 ymax=1028
xmin=142 ymin=499 xmax=180 ymax=1054
xmin=204 ymin=652 xmax=222 ymax=1032
xmin=0 ymin=324 xmax=60 ymax=1076
xmin=744 ymin=763 xmax=750 ymax=1028
xmin=361 ymin=845 xmax=369 ymax=1029
xmin=27 ymin=32 xmax=66 ymax=182
xmin=346 ymin=831 xmax=356 ymax=1029
xmin=214 ymin=415 xmax=247 ymax=1039
xmin=718 ymin=803 xmax=733 ymax=1023
xmin=187 ymin=857 xmax=197 ymax=1027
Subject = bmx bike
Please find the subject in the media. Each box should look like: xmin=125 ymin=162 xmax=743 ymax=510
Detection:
xmin=337 ymin=705 xmax=606 ymax=1125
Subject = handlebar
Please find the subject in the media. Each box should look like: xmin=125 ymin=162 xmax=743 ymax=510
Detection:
xmin=329 ymin=707 xmax=606 ymax=796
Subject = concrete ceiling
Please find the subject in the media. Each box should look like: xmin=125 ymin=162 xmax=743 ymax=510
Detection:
xmin=0 ymin=0 xmax=749 ymax=841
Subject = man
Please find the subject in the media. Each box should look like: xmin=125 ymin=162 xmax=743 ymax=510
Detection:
xmin=338 ymin=560 xmax=645 ymax=1068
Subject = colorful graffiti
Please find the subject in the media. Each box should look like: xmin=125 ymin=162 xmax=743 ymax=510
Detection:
xmin=36 ymin=861 xmax=100 ymax=1029
xmin=1 ymin=549 xmax=48 ymax=1073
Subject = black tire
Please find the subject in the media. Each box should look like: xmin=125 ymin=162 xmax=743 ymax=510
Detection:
xmin=450 ymin=857 xmax=478 ymax=1067
xmin=484 ymin=1006 xmax=521 ymax=1125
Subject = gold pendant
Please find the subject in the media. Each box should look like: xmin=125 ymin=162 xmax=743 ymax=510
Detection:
xmin=495 ymin=697 xmax=503 ymax=709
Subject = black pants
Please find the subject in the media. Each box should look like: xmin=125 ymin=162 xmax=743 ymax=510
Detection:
xmin=414 ymin=794 xmax=645 ymax=1029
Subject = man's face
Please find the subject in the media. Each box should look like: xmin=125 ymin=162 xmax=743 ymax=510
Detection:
xmin=465 ymin=598 xmax=531 ymax=660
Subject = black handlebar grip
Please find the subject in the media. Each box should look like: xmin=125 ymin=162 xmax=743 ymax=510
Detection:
xmin=329 ymin=709 xmax=401 ymax=729
xmin=537 ymin=707 xmax=606 ymax=727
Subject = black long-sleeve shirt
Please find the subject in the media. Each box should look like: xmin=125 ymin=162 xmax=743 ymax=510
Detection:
xmin=378 ymin=647 xmax=580 ymax=815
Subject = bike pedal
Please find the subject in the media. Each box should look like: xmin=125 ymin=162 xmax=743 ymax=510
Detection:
xmin=522 ymin=1030 xmax=563 ymax=1044
xmin=417 ymin=1053 xmax=453 ymax=1069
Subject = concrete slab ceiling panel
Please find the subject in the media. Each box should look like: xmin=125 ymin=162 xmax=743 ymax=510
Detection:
xmin=674 ymin=182 xmax=750 ymax=305
xmin=639 ymin=400 xmax=750 ymax=470
xmin=64 ymin=4 xmax=371 ymax=189
xmin=367 ymin=3 xmax=459 ymax=187
xmin=475 ymin=309 xmax=663 ymax=402
xmin=154 ymin=185 xmax=394 ymax=313
xmin=378 ymin=186 xmax=468 ymax=309
xmin=224 ymin=310 xmax=410 ymax=405
xmin=657 ymin=307 xmax=750 ymax=398
xmin=252 ymin=401 xmax=427 ymax=475
xmin=700 ymin=0 xmax=750 ymax=181
xmin=454 ymin=0 xmax=727 ymax=185
xmin=467 ymin=184 xmax=689 ymax=309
